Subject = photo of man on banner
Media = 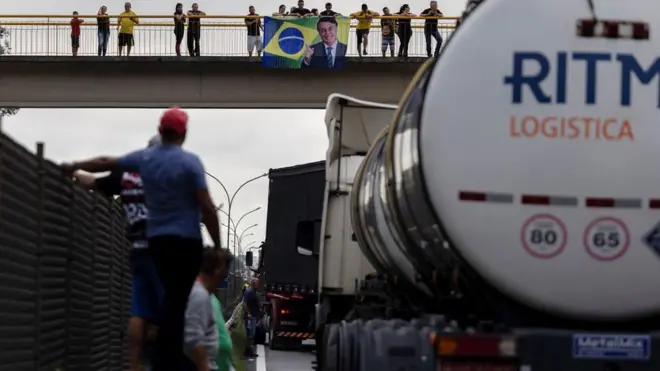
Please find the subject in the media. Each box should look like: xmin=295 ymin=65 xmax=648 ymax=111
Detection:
xmin=262 ymin=15 xmax=349 ymax=69
xmin=301 ymin=16 xmax=347 ymax=69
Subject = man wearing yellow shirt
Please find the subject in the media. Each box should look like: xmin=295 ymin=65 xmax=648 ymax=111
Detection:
xmin=118 ymin=2 xmax=139 ymax=56
xmin=350 ymin=4 xmax=378 ymax=57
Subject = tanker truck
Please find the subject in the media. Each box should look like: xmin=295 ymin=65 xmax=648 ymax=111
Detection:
xmin=294 ymin=0 xmax=660 ymax=369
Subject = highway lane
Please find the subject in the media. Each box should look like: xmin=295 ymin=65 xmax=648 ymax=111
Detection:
xmin=246 ymin=344 xmax=315 ymax=371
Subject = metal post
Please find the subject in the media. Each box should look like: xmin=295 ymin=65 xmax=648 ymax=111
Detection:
xmin=0 ymin=115 xmax=3 ymax=253
xmin=64 ymin=164 xmax=74 ymax=371
xmin=34 ymin=142 xmax=45 ymax=369
xmin=206 ymin=172 xmax=267 ymax=301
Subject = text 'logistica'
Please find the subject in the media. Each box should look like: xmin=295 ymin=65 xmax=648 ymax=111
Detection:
xmin=509 ymin=116 xmax=633 ymax=141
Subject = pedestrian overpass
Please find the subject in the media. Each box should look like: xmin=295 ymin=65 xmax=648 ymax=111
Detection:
xmin=0 ymin=56 xmax=424 ymax=109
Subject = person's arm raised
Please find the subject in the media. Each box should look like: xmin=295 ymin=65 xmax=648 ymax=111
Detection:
xmin=62 ymin=156 xmax=117 ymax=174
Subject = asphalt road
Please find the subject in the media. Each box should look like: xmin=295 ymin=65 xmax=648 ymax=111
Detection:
xmin=245 ymin=344 xmax=315 ymax=371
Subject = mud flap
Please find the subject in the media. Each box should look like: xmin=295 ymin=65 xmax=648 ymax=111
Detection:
xmin=322 ymin=323 xmax=340 ymax=371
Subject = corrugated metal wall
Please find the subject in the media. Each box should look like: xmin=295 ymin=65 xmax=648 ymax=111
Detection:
xmin=0 ymin=131 xmax=131 ymax=371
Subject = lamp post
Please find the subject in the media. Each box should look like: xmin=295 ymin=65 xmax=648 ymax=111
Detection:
xmin=205 ymin=171 xmax=267 ymax=298
xmin=223 ymin=174 xmax=267 ymax=256
xmin=223 ymin=223 xmax=258 ymax=255
xmin=205 ymin=171 xmax=267 ymax=249
xmin=217 ymin=207 xmax=237 ymax=237
xmin=235 ymin=233 xmax=254 ymax=250
xmin=229 ymin=207 xmax=261 ymax=254
xmin=237 ymin=223 xmax=257 ymax=245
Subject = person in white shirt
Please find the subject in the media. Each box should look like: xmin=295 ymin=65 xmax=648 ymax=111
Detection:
xmin=182 ymin=248 xmax=233 ymax=371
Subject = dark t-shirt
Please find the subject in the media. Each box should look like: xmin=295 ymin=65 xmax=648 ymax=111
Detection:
xmin=319 ymin=10 xmax=338 ymax=16
xmin=188 ymin=10 xmax=202 ymax=33
xmin=243 ymin=287 xmax=260 ymax=317
xmin=174 ymin=12 xmax=185 ymax=34
xmin=95 ymin=171 xmax=148 ymax=248
xmin=421 ymin=7 xmax=442 ymax=29
xmin=245 ymin=14 xmax=260 ymax=36
xmin=396 ymin=12 xmax=412 ymax=30
xmin=97 ymin=16 xmax=110 ymax=32
xmin=291 ymin=7 xmax=311 ymax=16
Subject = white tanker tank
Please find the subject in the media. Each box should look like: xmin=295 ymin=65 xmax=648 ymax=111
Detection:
xmin=351 ymin=0 xmax=660 ymax=325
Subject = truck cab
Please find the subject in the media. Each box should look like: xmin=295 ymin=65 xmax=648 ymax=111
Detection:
xmin=295 ymin=94 xmax=398 ymax=329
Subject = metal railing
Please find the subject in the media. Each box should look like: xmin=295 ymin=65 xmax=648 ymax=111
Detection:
xmin=0 ymin=15 xmax=457 ymax=57
xmin=0 ymin=127 xmax=131 ymax=371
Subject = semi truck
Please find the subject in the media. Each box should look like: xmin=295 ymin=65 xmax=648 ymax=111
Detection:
xmin=258 ymin=161 xmax=326 ymax=350
xmin=293 ymin=0 xmax=660 ymax=369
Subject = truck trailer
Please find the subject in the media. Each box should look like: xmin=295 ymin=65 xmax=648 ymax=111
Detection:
xmin=293 ymin=0 xmax=660 ymax=370
xmin=260 ymin=161 xmax=326 ymax=350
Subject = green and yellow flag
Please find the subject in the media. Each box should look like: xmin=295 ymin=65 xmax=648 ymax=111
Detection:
xmin=262 ymin=16 xmax=350 ymax=69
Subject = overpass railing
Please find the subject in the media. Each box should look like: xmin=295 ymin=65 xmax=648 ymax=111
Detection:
xmin=0 ymin=15 xmax=457 ymax=57
xmin=0 ymin=127 xmax=131 ymax=371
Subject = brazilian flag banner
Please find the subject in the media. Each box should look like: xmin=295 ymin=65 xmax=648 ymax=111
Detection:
xmin=262 ymin=16 xmax=350 ymax=69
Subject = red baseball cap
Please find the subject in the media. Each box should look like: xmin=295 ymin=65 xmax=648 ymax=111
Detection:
xmin=159 ymin=106 xmax=188 ymax=135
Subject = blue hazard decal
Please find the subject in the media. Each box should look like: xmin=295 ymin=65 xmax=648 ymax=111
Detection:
xmin=573 ymin=334 xmax=651 ymax=360
xmin=642 ymin=222 xmax=660 ymax=258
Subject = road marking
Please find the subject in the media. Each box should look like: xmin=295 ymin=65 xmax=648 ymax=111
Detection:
xmin=256 ymin=345 xmax=267 ymax=371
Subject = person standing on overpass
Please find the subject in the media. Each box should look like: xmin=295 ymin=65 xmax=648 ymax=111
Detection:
xmin=187 ymin=3 xmax=206 ymax=56
xmin=73 ymin=135 xmax=165 ymax=371
xmin=118 ymin=2 xmax=139 ymax=56
xmin=60 ymin=106 xmax=222 ymax=371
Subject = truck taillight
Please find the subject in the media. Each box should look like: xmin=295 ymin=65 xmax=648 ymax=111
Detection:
xmin=432 ymin=334 xmax=517 ymax=357
xmin=280 ymin=309 xmax=290 ymax=315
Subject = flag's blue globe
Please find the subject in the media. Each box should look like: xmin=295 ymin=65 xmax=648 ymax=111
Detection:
xmin=278 ymin=28 xmax=305 ymax=55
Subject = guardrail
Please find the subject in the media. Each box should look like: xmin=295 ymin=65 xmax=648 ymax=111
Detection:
xmin=0 ymin=15 xmax=457 ymax=57
xmin=0 ymin=127 xmax=131 ymax=371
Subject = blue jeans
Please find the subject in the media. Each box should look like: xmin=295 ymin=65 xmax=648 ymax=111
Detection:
xmin=245 ymin=317 xmax=256 ymax=339
xmin=98 ymin=31 xmax=110 ymax=56
xmin=424 ymin=27 xmax=442 ymax=56
xmin=130 ymin=249 xmax=165 ymax=322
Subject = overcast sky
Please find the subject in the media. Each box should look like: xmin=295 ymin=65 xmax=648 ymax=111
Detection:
xmin=3 ymin=109 xmax=329 ymax=251
xmin=1 ymin=0 xmax=465 ymax=253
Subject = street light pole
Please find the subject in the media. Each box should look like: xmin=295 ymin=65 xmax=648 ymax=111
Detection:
xmin=232 ymin=208 xmax=260 ymax=259
xmin=217 ymin=208 xmax=237 ymax=234
xmin=225 ymin=173 xmax=268 ymax=258
xmin=238 ymin=224 xmax=257 ymax=244
xmin=205 ymin=171 xmax=267 ymax=249
xmin=222 ymin=223 xmax=257 ymax=252
xmin=235 ymin=233 xmax=254 ymax=251
xmin=205 ymin=171 xmax=267 ymax=297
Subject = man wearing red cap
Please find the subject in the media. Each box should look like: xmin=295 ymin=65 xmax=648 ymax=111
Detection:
xmin=61 ymin=107 xmax=222 ymax=371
